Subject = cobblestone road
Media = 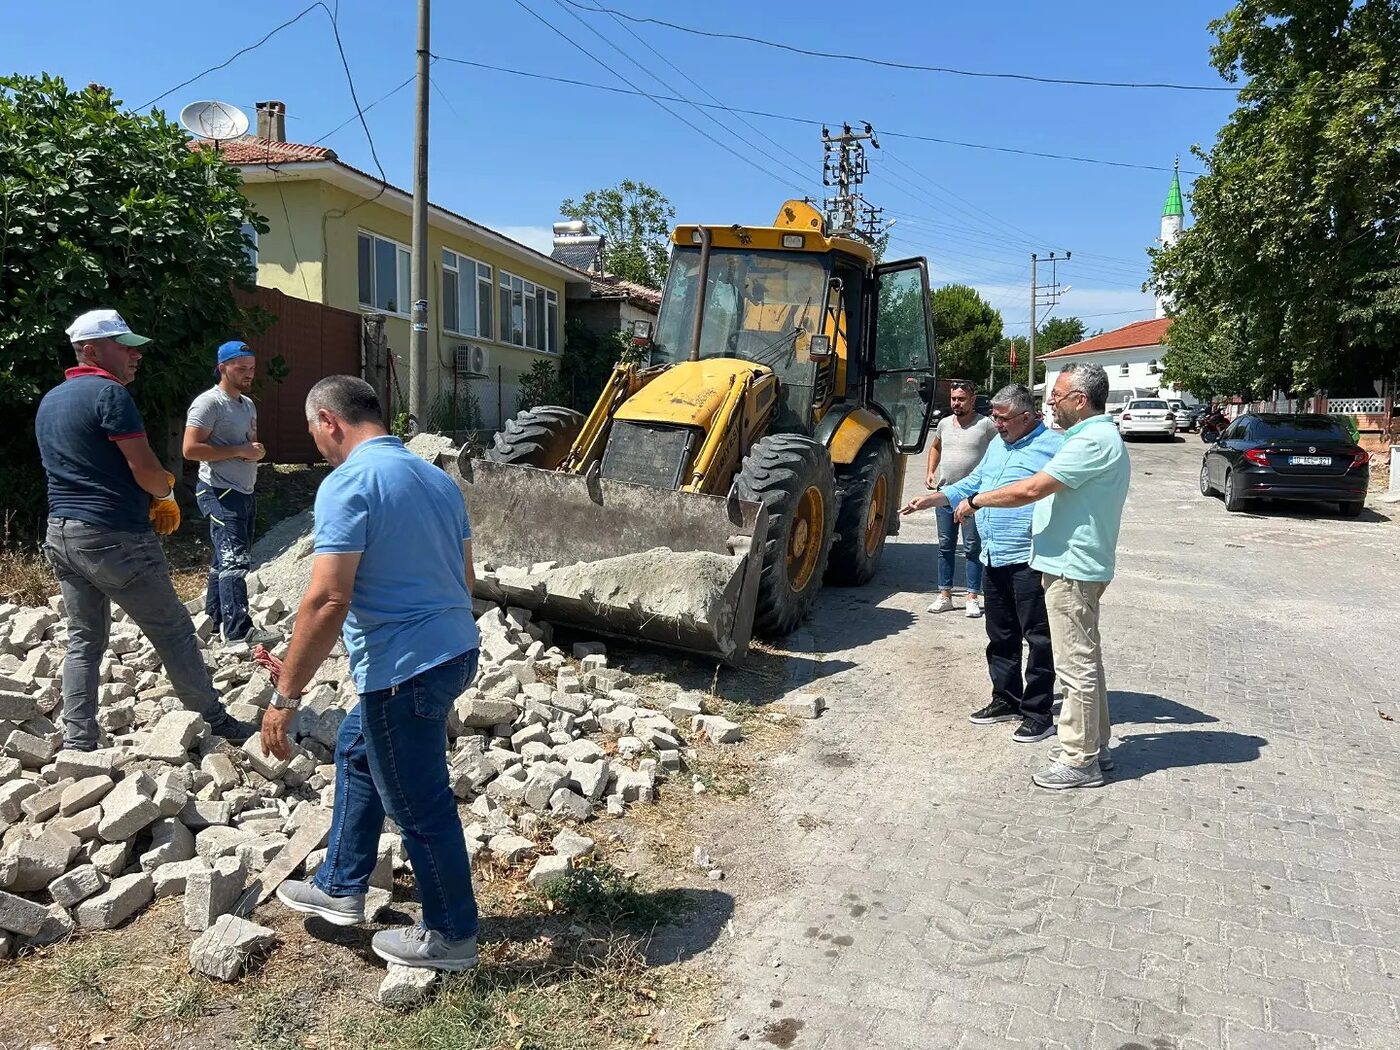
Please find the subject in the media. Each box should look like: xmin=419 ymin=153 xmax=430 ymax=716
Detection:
xmin=706 ymin=437 xmax=1400 ymax=1050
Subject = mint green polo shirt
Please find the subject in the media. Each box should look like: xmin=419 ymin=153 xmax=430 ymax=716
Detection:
xmin=1029 ymin=415 xmax=1130 ymax=582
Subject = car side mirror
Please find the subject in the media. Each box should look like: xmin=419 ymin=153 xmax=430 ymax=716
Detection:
xmin=807 ymin=334 xmax=832 ymax=359
xmin=918 ymin=375 xmax=936 ymax=404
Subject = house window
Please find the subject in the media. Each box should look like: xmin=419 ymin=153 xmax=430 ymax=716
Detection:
xmin=1119 ymin=363 xmax=1130 ymax=377
xmin=498 ymin=270 xmax=558 ymax=352
xmin=442 ymin=249 xmax=493 ymax=339
xmin=240 ymin=223 xmax=258 ymax=270
xmin=357 ymin=231 xmax=411 ymax=314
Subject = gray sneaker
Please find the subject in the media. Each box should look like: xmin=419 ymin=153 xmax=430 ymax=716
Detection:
xmin=1051 ymin=747 xmax=1114 ymax=771
xmin=1032 ymin=760 xmax=1104 ymax=790
xmin=276 ymin=879 xmax=365 ymax=926
xmin=372 ymin=924 xmax=479 ymax=971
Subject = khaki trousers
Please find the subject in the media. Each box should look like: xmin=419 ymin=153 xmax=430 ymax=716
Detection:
xmin=1042 ymin=574 xmax=1110 ymax=767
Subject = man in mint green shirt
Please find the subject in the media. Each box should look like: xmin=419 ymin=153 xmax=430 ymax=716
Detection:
xmin=950 ymin=363 xmax=1129 ymax=790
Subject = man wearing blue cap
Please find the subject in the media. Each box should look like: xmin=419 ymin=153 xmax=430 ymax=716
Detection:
xmin=183 ymin=340 xmax=274 ymax=647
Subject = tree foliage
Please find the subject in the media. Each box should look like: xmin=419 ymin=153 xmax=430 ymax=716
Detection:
xmin=1150 ymin=1 xmax=1400 ymax=398
xmin=0 ymin=74 xmax=265 ymax=533
xmin=930 ymin=284 xmax=1004 ymax=381
xmin=1036 ymin=316 xmax=1087 ymax=355
xmin=558 ymin=319 xmax=645 ymax=411
xmin=560 ymin=180 xmax=675 ymax=290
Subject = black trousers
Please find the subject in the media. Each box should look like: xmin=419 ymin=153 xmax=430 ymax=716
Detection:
xmin=983 ymin=561 xmax=1055 ymax=722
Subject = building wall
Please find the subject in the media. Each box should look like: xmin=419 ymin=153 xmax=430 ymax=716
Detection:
xmin=242 ymin=178 xmax=571 ymax=430
xmin=1044 ymin=345 xmax=1197 ymax=407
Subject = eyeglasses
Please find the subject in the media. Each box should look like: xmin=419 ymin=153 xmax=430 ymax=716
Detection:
xmin=1045 ymin=389 xmax=1086 ymax=406
xmin=991 ymin=410 xmax=1029 ymax=422
xmin=949 ymin=381 xmax=974 ymax=392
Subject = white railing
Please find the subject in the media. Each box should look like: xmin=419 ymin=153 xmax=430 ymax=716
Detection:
xmin=1327 ymin=397 xmax=1385 ymax=414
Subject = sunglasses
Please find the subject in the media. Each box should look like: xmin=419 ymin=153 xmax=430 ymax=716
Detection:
xmin=950 ymin=382 xmax=974 ymax=392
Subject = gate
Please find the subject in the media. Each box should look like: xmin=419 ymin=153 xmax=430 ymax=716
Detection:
xmin=236 ymin=287 xmax=363 ymax=463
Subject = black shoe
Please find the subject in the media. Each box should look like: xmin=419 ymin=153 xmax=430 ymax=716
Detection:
xmin=208 ymin=713 xmax=257 ymax=744
xmin=237 ymin=627 xmax=282 ymax=648
xmin=969 ymin=699 xmax=1020 ymax=725
xmin=1012 ymin=717 xmax=1056 ymax=743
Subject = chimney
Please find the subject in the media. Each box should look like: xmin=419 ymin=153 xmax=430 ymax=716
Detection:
xmin=255 ymin=100 xmax=287 ymax=142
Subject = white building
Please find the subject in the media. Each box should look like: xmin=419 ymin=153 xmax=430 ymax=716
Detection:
xmin=1041 ymin=163 xmax=1194 ymax=405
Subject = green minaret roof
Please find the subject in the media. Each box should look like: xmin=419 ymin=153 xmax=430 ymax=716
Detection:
xmin=1162 ymin=156 xmax=1184 ymax=218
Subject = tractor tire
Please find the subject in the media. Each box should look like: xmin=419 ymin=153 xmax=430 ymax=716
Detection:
xmin=486 ymin=406 xmax=585 ymax=469
xmin=826 ymin=438 xmax=896 ymax=586
xmin=736 ymin=434 xmax=837 ymax=638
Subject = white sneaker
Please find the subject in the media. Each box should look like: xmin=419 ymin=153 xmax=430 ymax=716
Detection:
xmin=965 ymin=596 xmax=983 ymax=619
xmin=927 ymin=594 xmax=954 ymax=614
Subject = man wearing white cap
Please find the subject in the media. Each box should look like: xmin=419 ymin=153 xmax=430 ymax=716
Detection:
xmin=36 ymin=309 xmax=249 ymax=750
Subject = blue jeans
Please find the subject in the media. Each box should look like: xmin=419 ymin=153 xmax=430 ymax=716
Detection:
xmin=935 ymin=505 xmax=984 ymax=594
xmin=195 ymin=483 xmax=255 ymax=641
xmin=315 ymin=649 xmax=479 ymax=941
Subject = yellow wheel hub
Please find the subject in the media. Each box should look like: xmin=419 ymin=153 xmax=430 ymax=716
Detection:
xmin=786 ymin=485 xmax=825 ymax=591
xmin=864 ymin=472 xmax=889 ymax=556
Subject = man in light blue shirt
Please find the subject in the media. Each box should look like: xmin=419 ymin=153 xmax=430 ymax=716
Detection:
xmin=257 ymin=376 xmax=483 ymax=971
xmin=901 ymin=384 xmax=1063 ymax=742
xmin=949 ymin=363 xmax=1130 ymax=790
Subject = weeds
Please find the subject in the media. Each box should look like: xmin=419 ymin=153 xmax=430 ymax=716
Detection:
xmin=540 ymin=864 xmax=692 ymax=933
xmin=242 ymin=987 xmax=314 ymax=1050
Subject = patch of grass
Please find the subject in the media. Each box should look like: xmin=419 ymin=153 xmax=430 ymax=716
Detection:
xmin=128 ymin=973 xmax=215 ymax=1029
xmin=242 ymin=987 xmax=315 ymax=1050
xmin=0 ymin=543 xmax=54 ymax=606
xmin=53 ymin=940 xmax=128 ymax=1006
xmin=540 ymin=864 xmax=692 ymax=933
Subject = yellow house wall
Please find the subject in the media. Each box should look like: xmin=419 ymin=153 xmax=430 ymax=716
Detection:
xmin=240 ymin=182 xmax=327 ymax=302
xmin=318 ymin=183 xmax=567 ymax=430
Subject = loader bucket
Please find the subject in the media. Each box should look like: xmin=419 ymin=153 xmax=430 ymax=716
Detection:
xmin=442 ymin=455 xmax=768 ymax=665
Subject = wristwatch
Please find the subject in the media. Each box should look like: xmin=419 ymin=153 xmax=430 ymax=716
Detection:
xmin=269 ymin=690 xmax=302 ymax=711
xmin=968 ymin=493 xmax=980 ymax=510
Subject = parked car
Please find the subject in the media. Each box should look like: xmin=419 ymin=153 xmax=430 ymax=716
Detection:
xmin=1118 ymin=398 xmax=1178 ymax=440
xmin=1106 ymin=387 xmax=1153 ymax=424
xmin=1199 ymin=413 xmax=1370 ymax=516
xmin=1167 ymin=399 xmax=1194 ymax=431
xmin=1183 ymin=403 xmax=1209 ymax=432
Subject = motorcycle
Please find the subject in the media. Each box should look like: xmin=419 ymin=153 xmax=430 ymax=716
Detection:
xmin=1199 ymin=408 xmax=1230 ymax=443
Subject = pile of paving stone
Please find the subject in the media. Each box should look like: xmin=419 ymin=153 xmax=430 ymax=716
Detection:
xmin=0 ymin=517 xmax=744 ymax=996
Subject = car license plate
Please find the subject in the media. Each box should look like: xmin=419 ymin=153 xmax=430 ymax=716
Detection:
xmin=1289 ymin=455 xmax=1330 ymax=466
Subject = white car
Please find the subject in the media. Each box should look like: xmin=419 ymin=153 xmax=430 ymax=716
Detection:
xmin=1117 ymin=398 xmax=1177 ymax=440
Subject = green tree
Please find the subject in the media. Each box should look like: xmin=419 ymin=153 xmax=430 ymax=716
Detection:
xmin=930 ymin=284 xmax=1004 ymax=381
xmin=558 ymin=319 xmax=645 ymax=411
xmin=516 ymin=359 xmax=565 ymax=414
xmin=1036 ymin=316 xmax=1087 ymax=355
xmin=1 ymin=75 xmax=265 ymax=535
xmin=1150 ymin=1 xmax=1400 ymax=398
xmin=560 ymin=180 xmax=675 ymax=290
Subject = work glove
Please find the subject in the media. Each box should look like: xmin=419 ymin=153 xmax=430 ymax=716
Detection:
xmin=150 ymin=471 xmax=181 ymax=536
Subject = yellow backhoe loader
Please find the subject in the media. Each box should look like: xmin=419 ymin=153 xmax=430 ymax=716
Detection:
xmin=445 ymin=200 xmax=937 ymax=663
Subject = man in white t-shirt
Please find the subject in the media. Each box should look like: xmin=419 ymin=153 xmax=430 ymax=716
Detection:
xmin=925 ymin=380 xmax=997 ymax=617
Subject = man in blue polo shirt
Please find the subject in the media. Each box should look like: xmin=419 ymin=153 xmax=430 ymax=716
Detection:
xmin=950 ymin=363 xmax=1130 ymax=790
xmin=259 ymin=375 xmax=481 ymax=972
xmin=901 ymin=384 xmax=1063 ymax=743
xmin=36 ymin=308 xmax=246 ymax=751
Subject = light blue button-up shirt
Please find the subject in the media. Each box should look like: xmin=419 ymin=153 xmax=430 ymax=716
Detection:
xmin=1030 ymin=414 xmax=1130 ymax=582
xmin=941 ymin=421 xmax=1064 ymax=568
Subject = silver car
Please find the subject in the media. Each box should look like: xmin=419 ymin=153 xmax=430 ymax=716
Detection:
xmin=1118 ymin=398 xmax=1178 ymax=440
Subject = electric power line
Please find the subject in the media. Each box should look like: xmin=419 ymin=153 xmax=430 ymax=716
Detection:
xmin=557 ymin=0 xmax=1238 ymax=93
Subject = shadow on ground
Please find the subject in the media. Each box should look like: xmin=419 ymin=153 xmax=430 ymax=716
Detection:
xmin=1109 ymin=728 xmax=1267 ymax=782
xmin=1109 ymin=690 xmax=1220 ymax=726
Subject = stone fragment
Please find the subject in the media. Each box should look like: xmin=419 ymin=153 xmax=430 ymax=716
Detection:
xmin=691 ymin=714 xmax=743 ymax=744
xmin=201 ymin=752 xmax=239 ymax=792
xmin=190 ymin=914 xmax=276 ymax=981
xmin=137 ymin=710 xmax=206 ymax=762
xmin=487 ymin=833 xmax=536 ymax=864
xmin=181 ymin=798 xmax=233 ymax=829
xmin=74 ymin=872 xmax=153 ymax=930
xmin=377 ymin=964 xmax=439 ymax=1008
xmin=784 ymin=692 xmax=827 ymax=719
xmin=185 ymin=856 xmax=247 ymax=931
xmin=20 ymin=777 xmax=74 ymax=822
xmin=613 ymin=769 xmax=656 ymax=804
xmin=1 ymin=829 xmax=81 ymax=892
xmin=567 ymin=758 xmax=611 ymax=802
xmin=9 ymin=608 xmax=58 ymax=649
xmin=3 ymin=729 xmax=56 ymax=770
xmin=523 ymin=763 xmax=569 ymax=811
xmin=0 ymin=692 xmax=37 ymax=722
xmin=670 ymin=691 xmax=706 ymax=723
xmin=548 ymin=789 xmax=593 ymax=822
xmin=98 ymin=773 xmax=161 ymax=842
xmin=154 ymin=775 xmax=190 ymax=818
xmin=241 ymin=734 xmax=291 ymax=780
xmin=48 ymin=863 xmax=106 ymax=908
xmin=20 ymin=901 xmax=74 ymax=948
xmin=53 ymin=748 xmax=121 ymax=780
xmin=0 ymin=888 xmax=50 ymax=936
xmin=60 ymin=775 xmax=115 ymax=816
xmin=455 ymin=696 xmax=520 ymax=729
xmin=234 ymin=833 xmax=289 ymax=875
xmin=551 ymin=829 xmax=595 ymax=862
xmin=153 ymin=858 xmax=209 ymax=899
xmin=140 ymin=818 xmax=196 ymax=872
xmin=89 ymin=841 xmax=130 ymax=877
xmin=0 ymin=780 xmax=38 ymax=823
xmin=196 ymin=825 xmax=259 ymax=862
xmin=556 ymin=739 xmax=605 ymax=763
xmin=527 ymin=853 xmax=572 ymax=887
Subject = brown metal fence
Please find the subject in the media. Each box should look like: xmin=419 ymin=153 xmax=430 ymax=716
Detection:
xmin=236 ymin=287 xmax=363 ymax=463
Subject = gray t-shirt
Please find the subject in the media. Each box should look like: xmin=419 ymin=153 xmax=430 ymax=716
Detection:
xmin=934 ymin=412 xmax=997 ymax=488
xmin=186 ymin=386 xmax=258 ymax=494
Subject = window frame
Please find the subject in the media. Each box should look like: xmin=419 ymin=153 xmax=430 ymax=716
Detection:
xmin=357 ymin=230 xmax=412 ymax=317
xmin=498 ymin=268 xmax=560 ymax=353
xmin=1119 ymin=362 xmax=1130 ymax=377
xmin=441 ymin=248 xmax=494 ymax=340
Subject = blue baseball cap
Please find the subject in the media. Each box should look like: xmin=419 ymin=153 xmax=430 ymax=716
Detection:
xmin=217 ymin=340 xmax=255 ymax=365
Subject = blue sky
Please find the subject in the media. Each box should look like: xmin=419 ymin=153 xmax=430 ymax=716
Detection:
xmin=2 ymin=0 xmax=1241 ymax=332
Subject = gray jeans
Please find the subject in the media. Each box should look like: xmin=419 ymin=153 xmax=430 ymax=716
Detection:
xmin=44 ymin=518 xmax=221 ymax=750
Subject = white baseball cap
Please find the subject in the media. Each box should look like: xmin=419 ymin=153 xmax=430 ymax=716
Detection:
xmin=65 ymin=308 xmax=151 ymax=347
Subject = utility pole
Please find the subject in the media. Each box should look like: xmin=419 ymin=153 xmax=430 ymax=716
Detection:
xmin=408 ymin=0 xmax=431 ymax=429
xmin=821 ymin=123 xmax=884 ymax=243
xmin=1028 ymin=250 xmax=1071 ymax=388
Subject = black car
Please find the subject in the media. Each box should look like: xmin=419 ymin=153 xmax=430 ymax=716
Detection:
xmin=1199 ymin=413 xmax=1370 ymax=516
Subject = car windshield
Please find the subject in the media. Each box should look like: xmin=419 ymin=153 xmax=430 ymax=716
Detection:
xmin=1130 ymin=400 xmax=1168 ymax=410
xmin=1252 ymin=416 xmax=1349 ymax=442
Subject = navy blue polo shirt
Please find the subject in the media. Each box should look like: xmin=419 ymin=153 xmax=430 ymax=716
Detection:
xmin=35 ymin=367 xmax=151 ymax=532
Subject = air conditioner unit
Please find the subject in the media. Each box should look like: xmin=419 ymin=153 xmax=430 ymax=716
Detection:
xmin=454 ymin=344 xmax=488 ymax=377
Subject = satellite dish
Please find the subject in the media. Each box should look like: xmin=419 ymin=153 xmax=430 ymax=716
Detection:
xmin=179 ymin=101 xmax=249 ymax=142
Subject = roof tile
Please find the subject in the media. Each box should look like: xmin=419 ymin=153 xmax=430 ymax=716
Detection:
xmin=1041 ymin=317 xmax=1171 ymax=359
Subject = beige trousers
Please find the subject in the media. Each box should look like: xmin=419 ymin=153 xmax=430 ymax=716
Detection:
xmin=1042 ymin=574 xmax=1111 ymax=767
